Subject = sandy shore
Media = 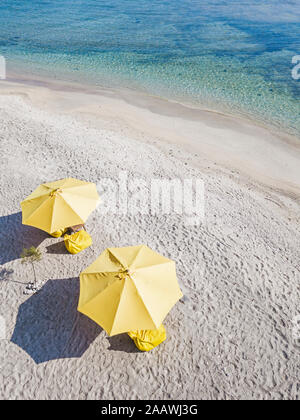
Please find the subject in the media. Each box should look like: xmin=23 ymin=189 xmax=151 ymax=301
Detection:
xmin=0 ymin=76 xmax=300 ymax=400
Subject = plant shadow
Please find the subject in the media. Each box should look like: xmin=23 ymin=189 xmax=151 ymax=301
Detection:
xmin=0 ymin=267 xmax=14 ymax=281
xmin=11 ymin=277 xmax=102 ymax=364
xmin=0 ymin=267 xmax=28 ymax=285
xmin=0 ymin=212 xmax=48 ymax=265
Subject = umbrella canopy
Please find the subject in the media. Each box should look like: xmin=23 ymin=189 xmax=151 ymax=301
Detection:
xmin=78 ymin=245 xmax=183 ymax=336
xmin=21 ymin=178 xmax=100 ymax=234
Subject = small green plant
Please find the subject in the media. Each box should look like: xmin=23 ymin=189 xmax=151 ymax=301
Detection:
xmin=21 ymin=246 xmax=42 ymax=291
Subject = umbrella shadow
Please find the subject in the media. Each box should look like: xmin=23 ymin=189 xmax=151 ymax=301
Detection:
xmin=11 ymin=277 xmax=102 ymax=364
xmin=106 ymin=334 xmax=140 ymax=354
xmin=0 ymin=212 xmax=48 ymax=265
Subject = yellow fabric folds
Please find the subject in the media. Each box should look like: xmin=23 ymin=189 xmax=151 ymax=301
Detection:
xmin=21 ymin=178 xmax=100 ymax=234
xmin=78 ymin=245 xmax=183 ymax=336
xmin=128 ymin=324 xmax=166 ymax=351
xmin=64 ymin=230 xmax=92 ymax=254
xmin=50 ymin=228 xmax=67 ymax=238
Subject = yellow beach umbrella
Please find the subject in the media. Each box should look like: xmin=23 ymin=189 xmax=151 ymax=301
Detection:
xmin=78 ymin=245 xmax=183 ymax=336
xmin=21 ymin=178 xmax=100 ymax=234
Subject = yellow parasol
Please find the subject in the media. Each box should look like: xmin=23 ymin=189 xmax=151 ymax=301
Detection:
xmin=78 ymin=245 xmax=183 ymax=336
xmin=21 ymin=178 xmax=99 ymax=234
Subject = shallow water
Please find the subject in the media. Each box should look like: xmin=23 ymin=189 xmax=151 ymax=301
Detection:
xmin=0 ymin=0 xmax=299 ymax=135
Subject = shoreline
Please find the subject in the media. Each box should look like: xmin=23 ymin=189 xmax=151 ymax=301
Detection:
xmin=5 ymin=54 xmax=300 ymax=139
xmin=1 ymin=70 xmax=300 ymax=199
xmin=6 ymin=67 xmax=300 ymax=145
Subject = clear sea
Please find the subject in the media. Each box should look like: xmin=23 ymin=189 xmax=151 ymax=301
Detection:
xmin=0 ymin=0 xmax=299 ymax=135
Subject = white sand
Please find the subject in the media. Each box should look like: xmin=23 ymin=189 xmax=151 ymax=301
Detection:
xmin=0 ymin=77 xmax=300 ymax=400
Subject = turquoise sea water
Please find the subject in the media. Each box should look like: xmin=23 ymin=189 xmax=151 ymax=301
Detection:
xmin=0 ymin=0 xmax=299 ymax=135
